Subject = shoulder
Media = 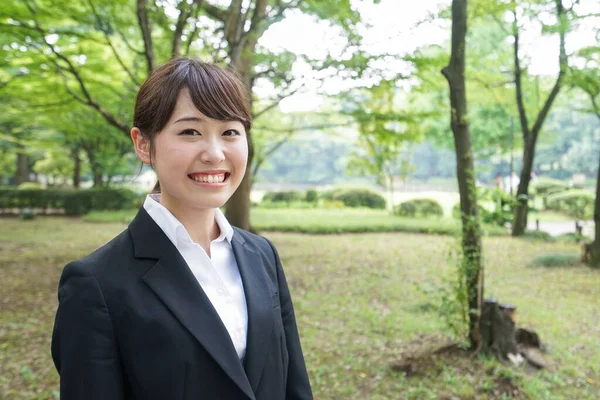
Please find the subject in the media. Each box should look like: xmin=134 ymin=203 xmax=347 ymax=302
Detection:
xmin=61 ymin=229 xmax=135 ymax=282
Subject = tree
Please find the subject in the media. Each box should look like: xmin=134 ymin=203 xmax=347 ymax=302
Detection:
xmin=344 ymin=82 xmax=422 ymax=201
xmin=441 ymin=0 xmax=484 ymax=348
xmin=2 ymin=0 xmax=372 ymax=229
xmin=510 ymin=0 xmax=568 ymax=236
xmin=570 ymin=45 xmax=600 ymax=266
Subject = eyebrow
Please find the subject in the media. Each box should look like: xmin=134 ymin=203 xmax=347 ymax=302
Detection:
xmin=173 ymin=116 xmax=206 ymax=124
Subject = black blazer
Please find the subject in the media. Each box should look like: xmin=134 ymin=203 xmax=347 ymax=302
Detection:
xmin=51 ymin=208 xmax=313 ymax=400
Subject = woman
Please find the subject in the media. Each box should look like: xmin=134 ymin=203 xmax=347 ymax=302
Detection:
xmin=51 ymin=58 xmax=313 ymax=400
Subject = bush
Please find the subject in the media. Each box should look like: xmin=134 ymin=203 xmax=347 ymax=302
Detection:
xmin=261 ymin=190 xmax=305 ymax=204
xmin=0 ymin=187 xmax=142 ymax=216
xmin=528 ymin=252 xmax=580 ymax=267
xmin=320 ymin=187 xmax=386 ymax=209
xmin=530 ymin=178 xmax=569 ymax=208
xmin=256 ymin=201 xmax=315 ymax=209
xmin=545 ymin=189 xmax=594 ymax=220
xmin=305 ymin=189 xmax=318 ymax=203
xmin=451 ymin=188 xmax=515 ymax=227
xmin=394 ymin=198 xmax=443 ymax=218
xmin=18 ymin=182 xmax=43 ymax=190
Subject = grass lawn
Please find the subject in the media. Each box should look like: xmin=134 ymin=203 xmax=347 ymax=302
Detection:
xmin=1 ymin=218 xmax=599 ymax=399
xmin=84 ymin=207 xmax=509 ymax=236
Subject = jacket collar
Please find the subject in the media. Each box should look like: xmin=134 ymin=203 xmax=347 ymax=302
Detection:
xmin=128 ymin=208 xmax=274 ymax=399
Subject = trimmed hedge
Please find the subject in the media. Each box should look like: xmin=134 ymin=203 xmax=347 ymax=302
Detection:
xmin=0 ymin=188 xmax=142 ymax=216
xmin=545 ymin=189 xmax=594 ymax=220
xmin=394 ymin=198 xmax=443 ymax=218
xmin=320 ymin=187 xmax=386 ymax=209
xmin=531 ymin=178 xmax=570 ymax=197
xmin=261 ymin=190 xmax=305 ymax=203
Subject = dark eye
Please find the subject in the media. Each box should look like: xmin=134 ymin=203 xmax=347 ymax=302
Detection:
xmin=180 ymin=129 xmax=200 ymax=136
xmin=223 ymin=129 xmax=240 ymax=137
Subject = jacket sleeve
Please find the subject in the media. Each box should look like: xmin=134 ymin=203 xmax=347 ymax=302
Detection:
xmin=51 ymin=261 xmax=125 ymax=400
xmin=266 ymin=240 xmax=314 ymax=400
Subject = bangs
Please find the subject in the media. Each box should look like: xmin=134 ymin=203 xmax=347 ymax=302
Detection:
xmin=184 ymin=63 xmax=252 ymax=132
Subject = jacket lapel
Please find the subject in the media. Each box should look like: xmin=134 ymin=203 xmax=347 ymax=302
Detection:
xmin=231 ymin=230 xmax=275 ymax=393
xmin=129 ymin=208 xmax=255 ymax=400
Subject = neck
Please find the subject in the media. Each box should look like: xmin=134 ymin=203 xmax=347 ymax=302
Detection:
xmin=159 ymin=194 xmax=220 ymax=254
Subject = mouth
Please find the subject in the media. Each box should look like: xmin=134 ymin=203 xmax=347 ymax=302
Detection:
xmin=187 ymin=172 xmax=230 ymax=184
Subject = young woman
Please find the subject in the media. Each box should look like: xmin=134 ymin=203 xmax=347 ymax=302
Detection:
xmin=51 ymin=58 xmax=313 ymax=400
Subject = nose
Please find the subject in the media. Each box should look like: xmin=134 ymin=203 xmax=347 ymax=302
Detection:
xmin=199 ymin=136 xmax=225 ymax=165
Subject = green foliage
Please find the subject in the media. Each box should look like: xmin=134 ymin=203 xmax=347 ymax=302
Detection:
xmin=394 ymin=198 xmax=444 ymax=218
xmin=545 ymin=190 xmax=595 ymax=220
xmin=0 ymin=188 xmax=142 ymax=215
xmin=261 ymin=190 xmax=306 ymax=204
xmin=17 ymin=182 xmax=43 ymax=190
xmin=344 ymin=81 xmax=422 ymax=191
xmin=528 ymin=252 xmax=581 ymax=268
xmin=452 ymin=188 xmax=514 ymax=227
xmin=305 ymin=189 xmax=318 ymax=203
xmin=531 ymin=178 xmax=570 ymax=199
xmin=320 ymin=187 xmax=386 ymax=209
xmin=20 ymin=207 xmax=35 ymax=220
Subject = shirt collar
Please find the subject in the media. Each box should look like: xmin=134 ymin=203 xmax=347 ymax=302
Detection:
xmin=143 ymin=194 xmax=234 ymax=248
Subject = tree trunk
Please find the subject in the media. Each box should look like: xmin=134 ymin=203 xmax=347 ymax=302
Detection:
xmin=15 ymin=145 xmax=29 ymax=185
xmin=442 ymin=0 xmax=484 ymax=349
xmin=224 ymin=0 xmax=268 ymax=230
xmin=589 ymin=152 xmax=600 ymax=266
xmin=93 ymin=172 xmax=103 ymax=187
xmin=83 ymin=146 xmax=103 ymax=188
xmin=511 ymin=0 xmax=567 ymax=236
xmin=72 ymin=147 xmax=81 ymax=189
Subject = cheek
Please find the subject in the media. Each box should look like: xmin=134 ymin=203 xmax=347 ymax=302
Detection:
xmin=153 ymin=140 xmax=193 ymax=168
xmin=232 ymin=141 xmax=249 ymax=169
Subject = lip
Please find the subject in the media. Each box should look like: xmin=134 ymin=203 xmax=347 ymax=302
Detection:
xmin=188 ymin=170 xmax=229 ymax=176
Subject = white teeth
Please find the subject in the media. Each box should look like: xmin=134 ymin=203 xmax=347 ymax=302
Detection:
xmin=192 ymin=174 xmax=225 ymax=183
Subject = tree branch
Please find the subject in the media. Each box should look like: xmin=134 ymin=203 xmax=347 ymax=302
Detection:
xmin=252 ymin=128 xmax=295 ymax=177
xmin=254 ymin=121 xmax=355 ymax=133
xmin=529 ymin=0 xmax=568 ymax=138
xmin=172 ymin=0 xmax=196 ymax=59
xmin=87 ymin=0 xmax=141 ymax=86
xmin=137 ymin=0 xmax=155 ymax=73
xmin=512 ymin=8 xmax=530 ymax=142
xmin=202 ymin=1 xmax=227 ymax=22
xmin=252 ymin=83 xmax=305 ymax=119
xmin=184 ymin=2 xmax=203 ymax=55
xmin=116 ymin=27 xmax=145 ymax=55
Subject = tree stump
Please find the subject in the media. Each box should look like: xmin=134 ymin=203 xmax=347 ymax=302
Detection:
xmin=480 ymin=298 xmax=519 ymax=364
xmin=480 ymin=298 xmax=548 ymax=369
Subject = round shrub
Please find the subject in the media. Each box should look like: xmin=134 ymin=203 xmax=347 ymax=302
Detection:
xmin=545 ymin=189 xmax=594 ymax=220
xmin=394 ymin=198 xmax=443 ymax=218
xmin=321 ymin=187 xmax=386 ymax=209
xmin=531 ymin=178 xmax=569 ymax=208
xmin=261 ymin=190 xmax=305 ymax=204
xmin=305 ymin=189 xmax=318 ymax=203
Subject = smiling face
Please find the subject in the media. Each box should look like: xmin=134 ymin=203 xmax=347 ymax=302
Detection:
xmin=132 ymin=88 xmax=248 ymax=214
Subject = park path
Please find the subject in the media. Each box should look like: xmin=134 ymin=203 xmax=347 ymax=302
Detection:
xmin=527 ymin=220 xmax=595 ymax=239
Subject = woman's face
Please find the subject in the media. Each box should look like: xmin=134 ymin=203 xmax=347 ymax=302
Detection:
xmin=132 ymin=88 xmax=248 ymax=213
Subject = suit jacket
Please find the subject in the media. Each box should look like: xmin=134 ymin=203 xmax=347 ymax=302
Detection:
xmin=51 ymin=208 xmax=313 ymax=400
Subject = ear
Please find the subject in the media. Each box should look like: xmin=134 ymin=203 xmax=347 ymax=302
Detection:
xmin=131 ymin=127 xmax=151 ymax=165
